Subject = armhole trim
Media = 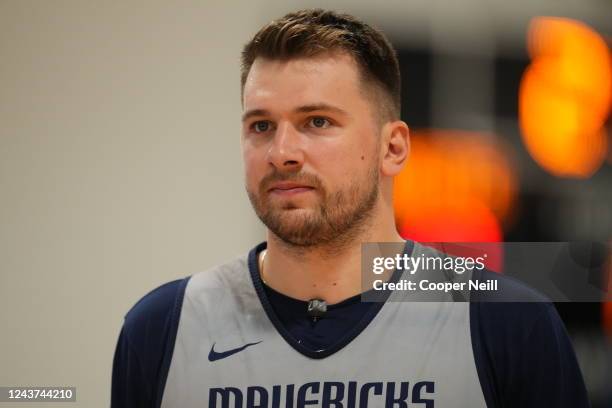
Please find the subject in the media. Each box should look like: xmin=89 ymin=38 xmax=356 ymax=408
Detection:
xmin=154 ymin=276 xmax=191 ymax=408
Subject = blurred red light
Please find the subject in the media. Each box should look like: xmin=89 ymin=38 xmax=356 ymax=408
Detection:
xmin=394 ymin=130 xmax=516 ymax=245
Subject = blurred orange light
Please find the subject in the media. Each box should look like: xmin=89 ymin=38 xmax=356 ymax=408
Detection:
xmin=519 ymin=17 xmax=611 ymax=178
xmin=394 ymin=130 xmax=516 ymax=243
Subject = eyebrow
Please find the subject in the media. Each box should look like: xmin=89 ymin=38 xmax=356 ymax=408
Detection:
xmin=241 ymin=103 xmax=349 ymax=123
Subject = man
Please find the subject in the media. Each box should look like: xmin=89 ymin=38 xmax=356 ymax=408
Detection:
xmin=111 ymin=9 xmax=590 ymax=408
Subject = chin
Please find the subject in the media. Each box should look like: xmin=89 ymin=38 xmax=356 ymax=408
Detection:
xmin=272 ymin=207 xmax=316 ymax=223
xmin=265 ymin=207 xmax=319 ymax=233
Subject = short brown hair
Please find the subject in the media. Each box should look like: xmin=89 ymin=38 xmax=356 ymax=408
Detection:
xmin=240 ymin=9 xmax=401 ymax=122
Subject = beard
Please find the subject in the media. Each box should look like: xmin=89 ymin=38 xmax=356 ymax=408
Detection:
xmin=246 ymin=163 xmax=380 ymax=249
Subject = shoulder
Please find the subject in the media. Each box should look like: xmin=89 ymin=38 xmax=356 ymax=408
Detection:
xmin=470 ymin=270 xmax=589 ymax=407
xmin=113 ymin=277 xmax=191 ymax=408
xmin=470 ymin=268 xmax=553 ymax=327
xmin=122 ymin=249 xmax=256 ymax=340
xmin=469 ymin=269 xmax=562 ymax=349
xmin=123 ymin=277 xmax=191 ymax=343
xmin=469 ymin=268 xmax=562 ymax=361
xmin=123 ymin=247 xmax=258 ymax=339
xmin=186 ymin=253 xmax=252 ymax=293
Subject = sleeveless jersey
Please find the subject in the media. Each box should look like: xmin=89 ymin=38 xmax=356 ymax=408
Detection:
xmin=111 ymin=241 xmax=591 ymax=408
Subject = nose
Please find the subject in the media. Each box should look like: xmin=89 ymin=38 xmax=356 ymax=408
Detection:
xmin=267 ymin=121 xmax=304 ymax=172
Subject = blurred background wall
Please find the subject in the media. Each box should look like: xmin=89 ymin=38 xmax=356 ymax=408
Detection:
xmin=1 ymin=0 xmax=610 ymax=407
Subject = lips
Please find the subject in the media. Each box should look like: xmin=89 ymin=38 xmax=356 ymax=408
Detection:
xmin=267 ymin=181 xmax=315 ymax=196
xmin=268 ymin=182 xmax=313 ymax=191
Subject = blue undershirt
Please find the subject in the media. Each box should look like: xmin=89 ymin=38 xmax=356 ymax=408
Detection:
xmin=261 ymin=282 xmax=376 ymax=351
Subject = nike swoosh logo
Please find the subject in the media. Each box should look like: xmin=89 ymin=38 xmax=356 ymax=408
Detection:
xmin=208 ymin=341 xmax=262 ymax=361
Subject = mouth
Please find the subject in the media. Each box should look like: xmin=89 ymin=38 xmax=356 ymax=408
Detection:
xmin=268 ymin=182 xmax=315 ymax=197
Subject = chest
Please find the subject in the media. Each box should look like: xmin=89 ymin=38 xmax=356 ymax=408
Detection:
xmin=161 ymin=289 xmax=487 ymax=408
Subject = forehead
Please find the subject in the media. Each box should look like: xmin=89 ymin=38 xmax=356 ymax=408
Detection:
xmin=242 ymin=53 xmax=366 ymax=112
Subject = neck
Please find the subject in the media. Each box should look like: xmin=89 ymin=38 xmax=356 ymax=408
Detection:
xmin=260 ymin=202 xmax=403 ymax=304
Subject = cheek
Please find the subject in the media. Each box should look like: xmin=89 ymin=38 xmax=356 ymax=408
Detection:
xmin=323 ymin=136 xmax=374 ymax=176
xmin=242 ymin=148 xmax=265 ymax=188
xmin=317 ymin=149 xmax=368 ymax=186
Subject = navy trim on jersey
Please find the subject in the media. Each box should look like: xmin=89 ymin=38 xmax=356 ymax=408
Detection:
xmin=111 ymin=276 xmax=190 ymax=408
xmin=154 ymin=276 xmax=190 ymax=408
xmin=247 ymin=240 xmax=415 ymax=359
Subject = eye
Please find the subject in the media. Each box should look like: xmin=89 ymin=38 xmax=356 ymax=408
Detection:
xmin=251 ymin=121 xmax=272 ymax=133
xmin=307 ymin=117 xmax=331 ymax=129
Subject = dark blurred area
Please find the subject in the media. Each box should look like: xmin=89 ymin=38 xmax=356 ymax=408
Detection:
xmin=388 ymin=15 xmax=611 ymax=406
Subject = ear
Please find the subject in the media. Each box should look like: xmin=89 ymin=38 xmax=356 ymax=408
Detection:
xmin=380 ymin=120 xmax=410 ymax=177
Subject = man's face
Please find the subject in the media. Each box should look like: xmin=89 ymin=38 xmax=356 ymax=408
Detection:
xmin=241 ymin=53 xmax=382 ymax=247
